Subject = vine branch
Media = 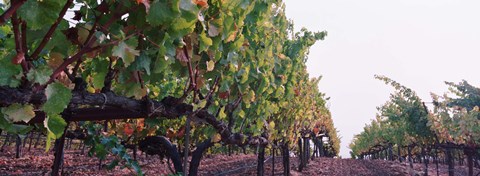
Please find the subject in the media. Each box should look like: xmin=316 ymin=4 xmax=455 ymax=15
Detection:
xmin=11 ymin=12 xmax=28 ymax=75
xmin=46 ymin=31 xmax=139 ymax=86
xmin=30 ymin=0 xmax=73 ymax=60
xmin=0 ymin=0 xmax=27 ymax=25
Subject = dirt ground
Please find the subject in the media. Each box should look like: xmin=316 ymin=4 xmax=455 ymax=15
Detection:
xmin=0 ymin=145 xmax=479 ymax=175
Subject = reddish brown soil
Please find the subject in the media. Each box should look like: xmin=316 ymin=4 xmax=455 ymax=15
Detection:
xmin=0 ymin=144 xmax=478 ymax=175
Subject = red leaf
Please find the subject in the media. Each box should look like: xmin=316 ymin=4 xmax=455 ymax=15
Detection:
xmin=219 ymin=91 xmax=229 ymax=99
xmin=166 ymin=128 xmax=175 ymax=139
xmin=193 ymin=0 xmax=208 ymax=8
xmin=136 ymin=119 xmax=144 ymax=131
xmin=11 ymin=52 xmax=24 ymax=65
xmin=177 ymin=126 xmax=186 ymax=138
xmin=123 ymin=123 xmax=134 ymax=136
xmin=176 ymin=47 xmax=189 ymax=63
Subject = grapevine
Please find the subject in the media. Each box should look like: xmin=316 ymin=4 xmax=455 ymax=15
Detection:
xmin=0 ymin=0 xmax=339 ymax=175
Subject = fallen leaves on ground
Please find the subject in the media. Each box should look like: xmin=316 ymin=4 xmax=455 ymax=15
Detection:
xmin=0 ymin=144 xmax=479 ymax=176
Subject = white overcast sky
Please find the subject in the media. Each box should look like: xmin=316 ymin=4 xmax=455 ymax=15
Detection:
xmin=284 ymin=0 xmax=480 ymax=158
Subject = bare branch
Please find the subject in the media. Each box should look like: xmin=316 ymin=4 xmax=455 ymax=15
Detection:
xmin=196 ymin=110 xmax=268 ymax=146
xmin=204 ymin=76 xmax=220 ymax=108
xmin=46 ymin=32 xmax=139 ymax=86
xmin=183 ymin=46 xmax=196 ymax=90
xmin=20 ymin=20 xmax=27 ymax=56
xmin=30 ymin=0 xmax=73 ymax=60
xmin=0 ymin=0 xmax=27 ymax=25
xmin=11 ymin=13 xmax=29 ymax=74
xmin=101 ymin=57 xmax=116 ymax=93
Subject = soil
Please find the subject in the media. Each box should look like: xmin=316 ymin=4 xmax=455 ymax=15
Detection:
xmin=0 ymin=143 xmax=479 ymax=176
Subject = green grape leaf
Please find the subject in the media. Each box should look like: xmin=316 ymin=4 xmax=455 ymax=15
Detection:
xmin=0 ymin=54 xmax=22 ymax=87
xmin=42 ymin=82 xmax=72 ymax=115
xmin=128 ymin=6 xmax=147 ymax=28
xmin=45 ymin=21 xmax=70 ymax=55
xmin=113 ymin=41 xmax=140 ymax=67
xmin=92 ymin=72 xmax=107 ymax=90
xmin=11 ymin=124 xmax=33 ymax=135
xmin=180 ymin=0 xmax=199 ymax=16
xmin=44 ymin=114 xmax=67 ymax=152
xmin=1 ymin=103 xmax=36 ymax=123
xmin=199 ymin=32 xmax=213 ymax=52
xmin=122 ymin=83 xmax=147 ymax=100
xmin=208 ymin=20 xmax=221 ymax=37
xmin=169 ymin=18 xmax=196 ymax=38
xmin=27 ymin=65 xmax=53 ymax=85
xmin=237 ymin=66 xmax=250 ymax=84
xmin=153 ymin=55 xmax=172 ymax=73
xmin=222 ymin=15 xmax=235 ymax=41
xmin=146 ymin=0 xmax=180 ymax=27
xmin=95 ymin=143 xmax=108 ymax=160
xmin=131 ymin=52 xmax=151 ymax=75
xmin=0 ymin=113 xmax=33 ymax=134
xmin=45 ymin=130 xmax=55 ymax=152
xmin=0 ymin=114 xmax=11 ymax=130
xmin=44 ymin=114 xmax=67 ymax=138
xmin=91 ymin=58 xmax=109 ymax=89
xmin=253 ymin=120 xmax=264 ymax=136
xmin=17 ymin=0 xmax=63 ymax=30
xmin=193 ymin=99 xmax=207 ymax=111
xmin=274 ymin=86 xmax=285 ymax=98
xmin=0 ymin=25 xmax=12 ymax=38
xmin=257 ymin=75 xmax=269 ymax=94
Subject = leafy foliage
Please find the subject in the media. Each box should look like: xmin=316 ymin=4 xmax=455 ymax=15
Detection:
xmin=429 ymin=81 xmax=480 ymax=147
xmin=350 ymin=76 xmax=435 ymax=157
xmin=0 ymin=0 xmax=339 ymax=174
xmin=43 ymin=82 xmax=72 ymax=115
xmin=1 ymin=103 xmax=35 ymax=123
xmin=350 ymin=77 xmax=480 ymax=159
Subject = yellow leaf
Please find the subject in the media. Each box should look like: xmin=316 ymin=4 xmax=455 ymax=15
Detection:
xmin=206 ymin=60 xmax=215 ymax=71
xmin=212 ymin=133 xmax=222 ymax=143
xmin=218 ymin=106 xmax=226 ymax=119
xmin=87 ymin=86 xmax=96 ymax=93
xmin=225 ymin=31 xmax=237 ymax=42
xmin=269 ymin=121 xmax=275 ymax=129
xmin=133 ymin=87 xmax=148 ymax=99
xmin=193 ymin=99 xmax=207 ymax=111
xmin=2 ymin=103 xmax=36 ymax=123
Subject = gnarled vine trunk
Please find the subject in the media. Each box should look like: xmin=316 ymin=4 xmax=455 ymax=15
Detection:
xmin=138 ymin=136 xmax=183 ymax=174
xmin=257 ymin=145 xmax=265 ymax=176
xmin=282 ymin=143 xmax=290 ymax=176
xmin=272 ymin=147 xmax=275 ymax=176
xmin=408 ymin=145 xmax=413 ymax=169
xmin=188 ymin=139 xmax=213 ymax=176
xmin=464 ymin=148 xmax=474 ymax=176
xmin=297 ymin=137 xmax=304 ymax=172
xmin=446 ymin=147 xmax=454 ymax=176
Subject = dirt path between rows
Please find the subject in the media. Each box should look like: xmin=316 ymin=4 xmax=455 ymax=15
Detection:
xmin=1 ymin=146 xmax=479 ymax=175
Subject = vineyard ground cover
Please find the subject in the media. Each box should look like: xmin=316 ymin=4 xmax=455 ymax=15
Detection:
xmin=1 ymin=144 xmax=477 ymax=176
